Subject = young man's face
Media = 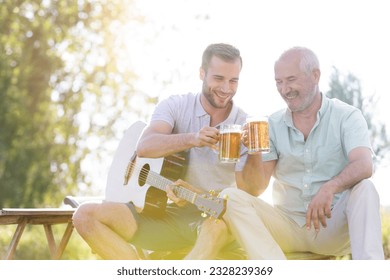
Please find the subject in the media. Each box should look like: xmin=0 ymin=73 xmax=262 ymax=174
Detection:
xmin=200 ymin=55 xmax=241 ymax=109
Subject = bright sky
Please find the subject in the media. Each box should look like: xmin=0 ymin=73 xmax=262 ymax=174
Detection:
xmin=108 ymin=0 xmax=390 ymax=205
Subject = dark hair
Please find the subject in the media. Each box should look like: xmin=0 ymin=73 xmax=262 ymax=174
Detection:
xmin=201 ymin=43 xmax=242 ymax=71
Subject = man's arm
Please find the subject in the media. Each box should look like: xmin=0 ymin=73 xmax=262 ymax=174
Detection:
xmin=306 ymin=146 xmax=374 ymax=231
xmin=136 ymin=120 xmax=193 ymax=158
xmin=234 ymin=123 xmax=276 ymax=196
xmin=136 ymin=120 xmax=220 ymax=158
xmin=235 ymin=154 xmax=276 ymax=196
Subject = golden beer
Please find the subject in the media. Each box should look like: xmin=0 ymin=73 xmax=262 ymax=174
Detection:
xmin=219 ymin=124 xmax=241 ymax=163
xmin=247 ymin=117 xmax=270 ymax=154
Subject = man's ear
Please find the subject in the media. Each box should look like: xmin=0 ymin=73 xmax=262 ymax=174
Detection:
xmin=199 ymin=67 xmax=205 ymax=80
xmin=313 ymin=68 xmax=321 ymax=83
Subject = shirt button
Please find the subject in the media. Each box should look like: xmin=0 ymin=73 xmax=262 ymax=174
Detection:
xmin=306 ymin=169 xmax=311 ymax=173
xmin=305 ymin=149 xmax=309 ymax=153
xmin=304 ymin=184 xmax=308 ymax=188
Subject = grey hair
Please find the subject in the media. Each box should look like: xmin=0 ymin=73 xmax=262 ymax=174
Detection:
xmin=278 ymin=46 xmax=320 ymax=74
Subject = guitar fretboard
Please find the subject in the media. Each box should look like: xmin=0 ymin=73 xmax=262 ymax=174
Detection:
xmin=132 ymin=162 xmax=198 ymax=204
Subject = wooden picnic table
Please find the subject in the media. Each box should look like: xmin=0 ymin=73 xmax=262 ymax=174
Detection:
xmin=0 ymin=208 xmax=75 ymax=260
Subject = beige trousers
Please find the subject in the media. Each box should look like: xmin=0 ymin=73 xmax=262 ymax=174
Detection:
xmin=220 ymin=179 xmax=384 ymax=260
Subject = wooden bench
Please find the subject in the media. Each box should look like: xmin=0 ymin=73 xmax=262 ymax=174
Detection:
xmin=286 ymin=251 xmax=335 ymax=260
xmin=0 ymin=208 xmax=75 ymax=260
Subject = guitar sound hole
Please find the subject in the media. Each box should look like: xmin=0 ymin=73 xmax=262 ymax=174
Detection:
xmin=138 ymin=164 xmax=150 ymax=187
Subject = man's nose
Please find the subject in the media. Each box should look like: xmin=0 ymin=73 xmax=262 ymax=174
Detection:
xmin=279 ymin=83 xmax=291 ymax=94
xmin=221 ymin=81 xmax=231 ymax=93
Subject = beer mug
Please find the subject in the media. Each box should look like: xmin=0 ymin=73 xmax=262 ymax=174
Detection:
xmin=246 ymin=116 xmax=270 ymax=154
xmin=219 ymin=124 xmax=241 ymax=163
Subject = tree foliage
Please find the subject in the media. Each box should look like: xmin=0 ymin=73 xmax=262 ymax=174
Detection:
xmin=326 ymin=67 xmax=389 ymax=164
xmin=0 ymin=0 xmax=147 ymax=207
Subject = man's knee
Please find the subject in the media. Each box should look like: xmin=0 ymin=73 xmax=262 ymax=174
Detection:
xmin=201 ymin=217 xmax=228 ymax=236
xmin=348 ymin=179 xmax=380 ymax=210
xmin=220 ymin=187 xmax=249 ymax=203
xmin=196 ymin=218 xmax=231 ymax=252
xmin=352 ymin=179 xmax=379 ymax=200
xmin=72 ymin=203 xmax=96 ymax=233
xmin=73 ymin=202 xmax=138 ymax=240
xmin=220 ymin=187 xmax=254 ymax=215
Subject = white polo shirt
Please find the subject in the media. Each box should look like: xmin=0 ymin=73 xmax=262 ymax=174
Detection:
xmin=150 ymin=92 xmax=248 ymax=192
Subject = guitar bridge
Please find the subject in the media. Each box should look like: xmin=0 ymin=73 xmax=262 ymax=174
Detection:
xmin=123 ymin=151 xmax=137 ymax=185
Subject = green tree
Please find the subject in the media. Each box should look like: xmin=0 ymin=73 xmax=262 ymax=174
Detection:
xmin=326 ymin=67 xmax=389 ymax=164
xmin=0 ymin=0 xmax=147 ymax=207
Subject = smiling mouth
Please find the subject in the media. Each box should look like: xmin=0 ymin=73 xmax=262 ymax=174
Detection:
xmin=285 ymin=93 xmax=298 ymax=100
xmin=215 ymin=91 xmax=230 ymax=100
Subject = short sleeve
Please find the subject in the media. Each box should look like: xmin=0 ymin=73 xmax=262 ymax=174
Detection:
xmin=341 ymin=108 xmax=372 ymax=155
xmin=150 ymin=96 xmax=177 ymax=128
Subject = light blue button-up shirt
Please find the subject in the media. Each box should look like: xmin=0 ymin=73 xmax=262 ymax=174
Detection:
xmin=262 ymin=94 xmax=372 ymax=226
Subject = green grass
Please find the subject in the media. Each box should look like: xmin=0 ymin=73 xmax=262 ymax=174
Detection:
xmin=0 ymin=224 xmax=98 ymax=260
xmin=381 ymin=207 xmax=390 ymax=259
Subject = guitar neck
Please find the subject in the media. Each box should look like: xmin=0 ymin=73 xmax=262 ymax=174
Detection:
xmin=146 ymin=170 xmax=197 ymax=203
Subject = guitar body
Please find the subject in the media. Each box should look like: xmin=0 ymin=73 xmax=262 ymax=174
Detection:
xmin=124 ymin=153 xmax=187 ymax=217
xmin=105 ymin=120 xmax=225 ymax=219
xmin=105 ymin=121 xmax=187 ymax=217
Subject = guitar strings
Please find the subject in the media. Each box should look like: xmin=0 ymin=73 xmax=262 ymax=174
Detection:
xmin=125 ymin=160 xmax=226 ymax=218
xmin=128 ymin=161 xmax=197 ymax=202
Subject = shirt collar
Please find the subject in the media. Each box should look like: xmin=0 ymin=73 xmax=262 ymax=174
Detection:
xmin=195 ymin=92 xmax=238 ymax=126
xmin=317 ymin=92 xmax=329 ymax=118
xmin=195 ymin=93 xmax=207 ymax=117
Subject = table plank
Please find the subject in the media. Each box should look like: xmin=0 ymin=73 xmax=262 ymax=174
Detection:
xmin=1 ymin=208 xmax=75 ymax=216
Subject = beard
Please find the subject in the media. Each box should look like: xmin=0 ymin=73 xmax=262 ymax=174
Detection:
xmin=202 ymin=81 xmax=234 ymax=109
xmin=285 ymin=85 xmax=319 ymax=112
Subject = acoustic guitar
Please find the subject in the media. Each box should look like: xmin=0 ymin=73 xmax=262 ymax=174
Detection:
xmin=105 ymin=121 xmax=226 ymax=219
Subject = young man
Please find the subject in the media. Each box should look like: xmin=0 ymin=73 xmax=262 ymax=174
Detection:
xmin=220 ymin=46 xmax=384 ymax=260
xmin=73 ymin=43 xmax=258 ymax=259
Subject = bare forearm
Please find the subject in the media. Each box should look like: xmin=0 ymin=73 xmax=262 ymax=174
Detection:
xmin=324 ymin=157 xmax=373 ymax=195
xmin=236 ymin=154 xmax=272 ymax=196
xmin=137 ymin=133 xmax=196 ymax=158
xmin=137 ymin=123 xmax=220 ymax=159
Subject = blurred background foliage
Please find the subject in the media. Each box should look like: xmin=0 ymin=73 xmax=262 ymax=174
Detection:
xmin=0 ymin=0 xmax=389 ymax=260
xmin=326 ymin=67 xmax=389 ymax=164
xmin=0 ymin=0 xmax=151 ymax=208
